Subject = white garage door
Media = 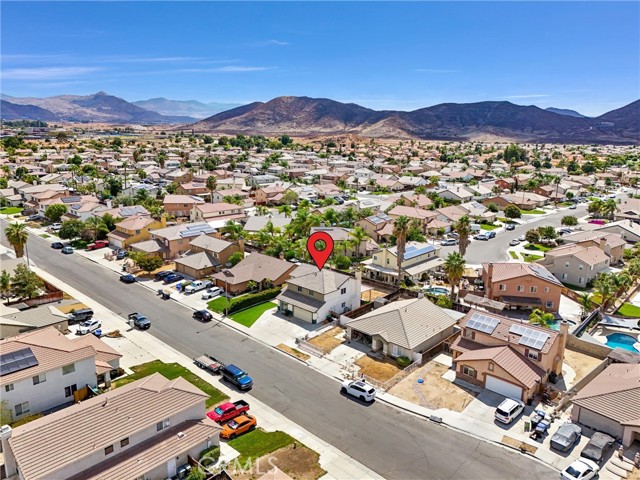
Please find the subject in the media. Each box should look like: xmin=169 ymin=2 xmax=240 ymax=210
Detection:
xmin=293 ymin=306 xmax=315 ymax=323
xmin=485 ymin=375 xmax=523 ymax=400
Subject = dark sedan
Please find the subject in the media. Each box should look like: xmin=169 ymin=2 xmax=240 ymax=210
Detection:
xmin=119 ymin=274 xmax=136 ymax=284
xmin=505 ymin=224 xmax=516 ymax=231
xmin=155 ymin=270 xmax=174 ymax=281
xmin=163 ymin=274 xmax=184 ymax=284
xmin=193 ymin=310 xmax=213 ymax=322
xmin=51 ymin=242 xmax=64 ymax=249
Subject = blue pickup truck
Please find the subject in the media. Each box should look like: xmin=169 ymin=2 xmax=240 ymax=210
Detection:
xmin=221 ymin=364 xmax=253 ymax=390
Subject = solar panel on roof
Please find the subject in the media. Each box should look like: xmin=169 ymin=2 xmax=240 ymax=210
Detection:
xmin=61 ymin=196 xmax=81 ymax=203
xmin=0 ymin=347 xmax=38 ymax=376
xmin=509 ymin=324 xmax=528 ymax=336
xmin=466 ymin=312 xmax=500 ymax=334
xmin=517 ymin=327 xmax=550 ymax=351
xmin=404 ymin=245 xmax=434 ymax=260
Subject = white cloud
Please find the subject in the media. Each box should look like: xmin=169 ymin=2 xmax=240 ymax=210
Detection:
xmin=1 ymin=66 xmax=105 ymax=80
xmin=177 ymin=65 xmax=275 ymax=73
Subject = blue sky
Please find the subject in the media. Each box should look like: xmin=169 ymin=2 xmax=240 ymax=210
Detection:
xmin=1 ymin=2 xmax=638 ymax=116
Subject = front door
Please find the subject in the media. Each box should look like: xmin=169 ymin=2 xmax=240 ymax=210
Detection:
xmin=167 ymin=458 xmax=177 ymax=478
xmin=391 ymin=344 xmax=400 ymax=357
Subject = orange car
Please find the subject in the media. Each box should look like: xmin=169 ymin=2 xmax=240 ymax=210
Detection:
xmin=220 ymin=414 xmax=257 ymax=439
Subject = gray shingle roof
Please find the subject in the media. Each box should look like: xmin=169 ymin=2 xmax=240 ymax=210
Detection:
xmin=285 ymin=269 xmax=351 ymax=294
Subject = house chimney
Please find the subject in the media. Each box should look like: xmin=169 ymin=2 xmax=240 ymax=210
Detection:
xmin=555 ymin=320 xmax=570 ymax=375
xmin=598 ymin=237 xmax=606 ymax=251
xmin=106 ymin=198 xmax=113 ymax=209
xmin=486 ymin=263 xmax=494 ymax=300
xmin=417 ymin=290 xmax=424 ymax=299
xmin=0 ymin=425 xmax=16 ymax=477
xmin=279 ymin=251 xmax=285 ymax=260
xmin=238 ymin=238 xmax=245 ymax=252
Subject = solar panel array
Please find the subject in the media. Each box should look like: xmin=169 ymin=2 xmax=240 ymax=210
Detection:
xmin=61 ymin=196 xmax=82 ymax=203
xmin=369 ymin=213 xmax=392 ymax=225
xmin=403 ymin=244 xmax=435 ymax=260
xmin=466 ymin=313 xmax=500 ymax=334
xmin=0 ymin=347 xmax=39 ymax=377
xmin=509 ymin=324 xmax=529 ymax=336
xmin=528 ymin=264 xmax=559 ymax=285
xmin=509 ymin=324 xmax=549 ymax=350
xmin=180 ymin=224 xmax=215 ymax=238
xmin=120 ymin=206 xmax=146 ymax=217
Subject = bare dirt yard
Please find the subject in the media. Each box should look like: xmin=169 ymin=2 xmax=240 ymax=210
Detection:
xmin=232 ymin=444 xmax=326 ymax=480
xmin=389 ymin=362 xmax=477 ymax=412
xmin=307 ymin=327 xmax=345 ymax=354
xmin=355 ymin=355 xmax=401 ymax=383
xmin=276 ymin=344 xmax=311 ymax=361
xmin=56 ymin=302 xmax=88 ymax=314
xmin=563 ymin=348 xmax=604 ymax=385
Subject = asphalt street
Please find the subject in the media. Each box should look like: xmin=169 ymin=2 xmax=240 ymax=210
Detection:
xmin=1 ymin=220 xmax=558 ymax=480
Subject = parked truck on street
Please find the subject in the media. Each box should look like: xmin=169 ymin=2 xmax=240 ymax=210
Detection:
xmin=184 ymin=280 xmax=213 ymax=294
xmin=206 ymin=400 xmax=250 ymax=423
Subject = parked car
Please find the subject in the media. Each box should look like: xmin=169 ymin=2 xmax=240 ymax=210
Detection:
xmin=486 ymin=230 xmax=496 ymax=239
xmin=154 ymin=270 xmax=174 ymax=281
xmin=509 ymin=239 xmax=520 ymax=246
xmin=341 ymin=380 xmax=376 ymax=402
xmin=560 ymin=459 xmax=599 ymax=480
xmin=184 ymin=280 xmax=213 ymax=294
xmin=550 ymin=423 xmax=582 ymax=452
xmin=163 ymin=273 xmax=184 ymax=284
xmin=68 ymin=308 xmax=94 ymax=324
xmin=505 ymin=224 xmax=516 ymax=231
xmin=51 ymin=242 xmax=64 ymax=249
xmin=116 ymin=249 xmax=128 ymax=260
xmin=86 ymin=240 xmax=109 ymax=251
xmin=50 ymin=223 xmax=62 ymax=232
xmin=119 ymin=274 xmax=136 ymax=284
xmin=441 ymin=239 xmax=458 ymax=246
xmin=193 ymin=310 xmax=213 ymax=322
xmin=474 ymin=233 xmax=489 ymax=241
xmin=202 ymin=287 xmax=224 ymax=300
xmin=77 ymin=319 xmax=102 ymax=335
xmin=207 ymin=400 xmax=250 ymax=423
xmin=61 ymin=246 xmax=74 ymax=254
xmin=580 ymin=432 xmax=615 ymax=464
xmin=494 ymin=398 xmax=525 ymax=424
xmin=569 ymin=205 xmax=577 ymax=210
xmin=221 ymin=364 xmax=253 ymax=390
xmin=220 ymin=414 xmax=257 ymax=440
xmin=128 ymin=312 xmax=151 ymax=330
xmin=27 ymin=214 xmax=44 ymax=221
xmin=518 ymin=234 xmax=526 ymax=242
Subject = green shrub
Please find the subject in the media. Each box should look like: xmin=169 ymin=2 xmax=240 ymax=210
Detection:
xmin=334 ymin=255 xmax=351 ymax=270
xmin=228 ymin=287 xmax=281 ymax=314
xmin=12 ymin=413 xmax=43 ymax=427
xmin=199 ymin=445 xmax=220 ymax=463
xmin=396 ymin=356 xmax=411 ymax=368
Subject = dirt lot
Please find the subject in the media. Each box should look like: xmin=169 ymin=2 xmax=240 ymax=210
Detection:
xmin=277 ymin=344 xmax=310 ymax=361
xmin=355 ymin=355 xmax=401 ymax=382
xmin=232 ymin=444 xmax=326 ymax=480
xmin=389 ymin=362 xmax=477 ymax=412
xmin=307 ymin=327 xmax=345 ymax=354
xmin=563 ymin=348 xmax=604 ymax=385
xmin=56 ymin=302 xmax=88 ymax=314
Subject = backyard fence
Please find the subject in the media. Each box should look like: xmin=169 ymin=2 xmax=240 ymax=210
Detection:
xmin=295 ymin=338 xmax=324 ymax=358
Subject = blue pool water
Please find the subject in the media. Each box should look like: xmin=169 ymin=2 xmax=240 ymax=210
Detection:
xmin=425 ymin=287 xmax=449 ymax=296
xmin=606 ymin=333 xmax=640 ymax=352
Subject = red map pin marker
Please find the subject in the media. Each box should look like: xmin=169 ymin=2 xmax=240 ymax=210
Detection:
xmin=307 ymin=231 xmax=334 ymax=271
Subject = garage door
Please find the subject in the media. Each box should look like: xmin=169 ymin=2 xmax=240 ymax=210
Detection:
xmin=485 ymin=375 xmax=523 ymax=400
xmin=293 ymin=306 xmax=315 ymax=324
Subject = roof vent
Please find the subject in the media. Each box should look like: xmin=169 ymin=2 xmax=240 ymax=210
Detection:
xmin=177 ymin=432 xmax=186 ymax=439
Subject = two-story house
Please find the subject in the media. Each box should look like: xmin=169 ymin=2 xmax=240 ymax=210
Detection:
xmin=130 ymin=222 xmax=216 ymax=259
xmin=0 ymin=328 xmax=121 ymax=422
xmin=190 ymin=202 xmax=246 ymax=223
xmin=1 ymin=373 xmax=220 ymax=480
xmin=362 ymin=242 xmax=443 ymax=286
xmin=560 ymin=231 xmax=626 ymax=264
xmin=277 ymin=269 xmax=361 ymax=323
xmin=107 ymin=215 xmax=167 ymax=249
xmin=174 ymin=235 xmax=243 ymax=279
xmin=451 ymin=309 xmax=568 ymax=402
xmin=536 ymin=243 xmax=611 ymax=287
xmin=356 ymin=213 xmax=393 ymax=243
xmin=387 ymin=205 xmax=438 ymax=234
xmin=163 ymin=194 xmax=205 ymax=218
xmin=482 ymin=262 xmax=563 ymax=312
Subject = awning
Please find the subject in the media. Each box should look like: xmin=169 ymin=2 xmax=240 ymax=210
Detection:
xmin=464 ymin=293 xmax=506 ymax=311
xmin=276 ymin=289 xmax=323 ymax=312
xmin=500 ymin=295 xmax=541 ymax=306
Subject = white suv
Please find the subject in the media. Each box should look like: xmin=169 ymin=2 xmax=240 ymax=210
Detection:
xmin=77 ymin=319 xmax=102 ymax=335
xmin=495 ymin=398 xmax=525 ymax=424
xmin=202 ymin=287 xmax=223 ymax=300
xmin=341 ymin=380 xmax=376 ymax=402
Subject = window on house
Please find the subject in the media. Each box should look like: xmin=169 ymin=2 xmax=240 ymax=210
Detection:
xmin=32 ymin=374 xmax=46 ymax=385
xmin=530 ymin=286 xmax=537 ymax=293
xmin=579 ymin=277 xmax=584 ymax=285
xmin=5 ymin=384 xmax=14 ymax=392
xmin=341 ymin=302 xmax=346 ymax=308
xmin=578 ymin=264 xmax=584 ymax=271
xmin=546 ymin=301 xmax=554 ymax=308
xmin=516 ymin=285 xmax=524 ymax=292
xmin=136 ymin=230 xmax=140 ymax=234
xmin=565 ymin=262 xmax=570 ymax=268
xmin=463 ymin=329 xmax=475 ymax=340
xmin=105 ymin=445 xmax=114 ymax=455
xmin=461 ymin=366 xmax=476 ymax=378
xmin=65 ymin=384 xmax=77 ymax=398
xmin=62 ymin=363 xmax=75 ymax=375
xmin=297 ymin=286 xmax=302 ymax=292
xmin=120 ymin=438 xmax=129 ymax=448
xmin=499 ymin=284 xmax=506 ymax=291
xmin=544 ymin=287 xmax=549 ymax=293
xmin=562 ymin=273 xmax=568 ymax=280
xmin=527 ymin=351 xmax=540 ymax=361
xmin=488 ymin=362 xmax=494 ymax=372
xmin=308 ymin=289 xmax=314 ymax=296
xmin=373 ymin=256 xmax=378 ymax=260
xmin=341 ymin=287 xmax=347 ymax=294
xmin=15 ymin=402 xmax=29 ymax=416
xmin=157 ymin=420 xmax=168 ymax=432
xmin=386 ymin=259 xmax=390 ymax=265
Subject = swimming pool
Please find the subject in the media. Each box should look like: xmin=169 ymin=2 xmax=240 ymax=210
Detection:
xmin=425 ymin=287 xmax=449 ymax=296
xmin=547 ymin=319 xmax=575 ymax=331
xmin=606 ymin=333 xmax=640 ymax=352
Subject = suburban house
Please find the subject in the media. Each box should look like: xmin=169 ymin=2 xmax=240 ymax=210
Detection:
xmin=362 ymin=242 xmax=443 ymax=286
xmin=346 ymin=297 xmax=458 ymax=362
xmin=0 ymin=296 xmax=71 ymax=338
xmin=243 ymin=216 xmax=291 ymax=235
xmin=355 ymin=213 xmax=393 ymax=243
xmin=176 ymin=181 xmax=210 ymax=197
xmin=387 ymin=205 xmax=438 ymax=233
xmin=560 ymin=231 xmax=626 ymax=264
xmin=570 ymin=363 xmax=640 ymax=447
xmin=163 ymin=194 xmax=205 ymax=218
xmin=130 ymin=222 xmax=216 ymax=259
xmin=482 ymin=262 xmax=563 ymax=312
xmin=502 ymin=192 xmax=549 ymax=209
xmin=590 ymin=219 xmax=640 ymax=244
xmin=451 ymin=309 xmax=568 ymax=402
xmin=254 ymin=185 xmax=288 ymax=205
xmin=439 ymin=187 xmax=474 ymax=203
xmin=536 ymin=243 xmax=611 ymax=287
xmin=309 ymin=226 xmax=379 ymax=258
xmin=211 ymin=252 xmax=297 ymax=294
xmin=190 ymin=202 xmax=246 ymax=223
xmin=107 ymin=215 xmax=167 ymax=249
xmin=0 ymin=373 xmax=220 ymax=480
xmin=615 ymin=197 xmax=640 ymax=223
xmin=94 ymin=204 xmax=150 ymax=220
xmin=174 ymin=235 xmax=243 ymax=279
xmin=0 ymin=327 xmax=121 ymax=422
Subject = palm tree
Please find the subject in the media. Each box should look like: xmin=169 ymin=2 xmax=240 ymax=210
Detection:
xmin=529 ymin=308 xmax=555 ymax=329
xmin=443 ymin=252 xmax=466 ymax=303
xmin=601 ymin=199 xmax=617 ymax=220
xmin=454 ymin=215 xmax=471 ymax=257
xmin=579 ymin=292 xmax=593 ymax=317
xmin=587 ymin=198 xmax=604 ymax=218
xmin=206 ymin=176 xmax=217 ymax=203
xmin=0 ymin=269 xmax=11 ymax=299
xmin=221 ymin=221 xmax=244 ymax=241
xmin=392 ymin=216 xmax=410 ymax=285
xmin=593 ymin=273 xmax=616 ymax=312
xmin=626 ymin=258 xmax=640 ymax=281
xmin=84 ymin=217 xmax=104 ymax=242
xmin=255 ymin=205 xmax=270 ymax=216
xmin=5 ymin=222 xmax=29 ymax=258
xmin=278 ymin=205 xmax=292 ymax=218
xmin=349 ymin=226 xmax=369 ymax=258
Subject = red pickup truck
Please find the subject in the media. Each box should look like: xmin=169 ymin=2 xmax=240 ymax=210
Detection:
xmin=206 ymin=400 xmax=250 ymax=423
xmin=86 ymin=240 xmax=109 ymax=251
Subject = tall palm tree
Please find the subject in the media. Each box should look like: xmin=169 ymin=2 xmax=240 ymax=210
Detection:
xmin=454 ymin=215 xmax=471 ymax=257
xmin=602 ymin=199 xmax=617 ymax=220
xmin=392 ymin=216 xmax=411 ymax=285
xmin=443 ymin=252 xmax=466 ymax=303
xmin=593 ymin=273 xmax=616 ymax=312
xmin=278 ymin=205 xmax=292 ymax=218
xmin=349 ymin=226 xmax=369 ymax=258
xmin=84 ymin=217 xmax=104 ymax=242
xmin=579 ymin=292 xmax=593 ymax=317
xmin=255 ymin=205 xmax=269 ymax=216
xmin=206 ymin=176 xmax=217 ymax=203
xmin=5 ymin=222 xmax=29 ymax=258
xmin=221 ymin=221 xmax=244 ymax=241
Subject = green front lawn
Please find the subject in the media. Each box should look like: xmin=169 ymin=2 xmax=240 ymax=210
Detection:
xmin=228 ymin=429 xmax=295 ymax=466
xmin=480 ymin=224 xmax=499 ymax=231
xmin=230 ymin=302 xmax=276 ymax=328
xmin=208 ymin=296 xmax=231 ymax=314
xmin=40 ymin=233 xmax=51 ymax=239
xmin=523 ymin=243 xmax=553 ymax=252
xmin=523 ymin=254 xmax=543 ymax=263
xmin=0 ymin=207 xmax=22 ymax=215
xmin=616 ymin=303 xmax=640 ymax=318
xmin=519 ymin=209 xmax=546 ymax=215
xmin=112 ymin=360 xmax=228 ymax=407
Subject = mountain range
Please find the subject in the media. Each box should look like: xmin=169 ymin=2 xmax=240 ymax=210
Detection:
xmin=544 ymin=107 xmax=586 ymax=118
xmin=193 ymin=96 xmax=640 ymax=144
xmin=132 ymin=97 xmax=242 ymax=119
